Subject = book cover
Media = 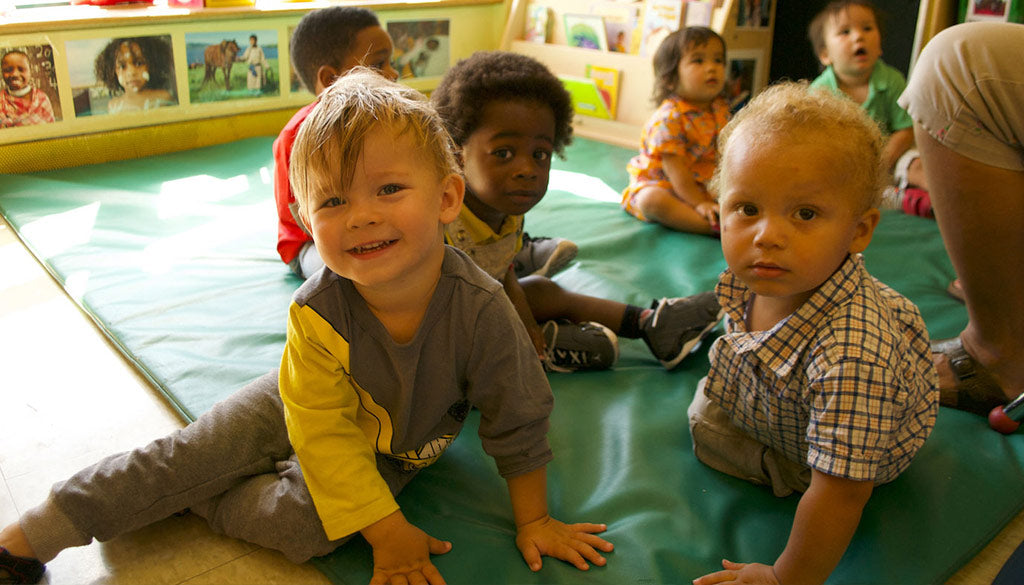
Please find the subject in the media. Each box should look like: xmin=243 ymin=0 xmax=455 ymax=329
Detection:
xmin=591 ymin=1 xmax=643 ymax=54
xmin=564 ymin=13 xmax=608 ymax=51
xmin=524 ymin=3 xmax=552 ymax=43
xmin=684 ymin=0 xmax=714 ymax=26
xmin=640 ymin=0 xmax=685 ymax=56
xmin=559 ymin=74 xmax=613 ymax=119
xmin=585 ymin=64 xmax=620 ymax=118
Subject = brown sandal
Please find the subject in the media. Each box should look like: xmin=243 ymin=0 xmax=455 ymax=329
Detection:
xmin=932 ymin=337 xmax=1007 ymax=415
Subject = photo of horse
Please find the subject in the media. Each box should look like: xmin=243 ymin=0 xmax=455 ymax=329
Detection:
xmin=185 ymin=30 xmax=279 ymax=102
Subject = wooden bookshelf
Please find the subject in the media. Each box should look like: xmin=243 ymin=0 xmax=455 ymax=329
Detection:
xmin=502 ymin=0 xmax=775 ymax=148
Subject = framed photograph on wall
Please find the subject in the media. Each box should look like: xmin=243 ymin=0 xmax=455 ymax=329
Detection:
xmin=1 ymin=44 xmax=62 ymax=127
xmin=963 ymin=0 xmax=1021 ymax=22
xmin=66 ymin=35 xmax=178 ymax=118
xmin=387 ymin=19 xmax=451 ymax=80
xmin=185 ymin=30 xmax=280 ymax=103
xmin=725 ymin=49 xmax=765 ymax=113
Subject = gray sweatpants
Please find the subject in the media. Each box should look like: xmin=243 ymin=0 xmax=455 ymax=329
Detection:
xmin=20 ymin=370 xmax=414 ymax=564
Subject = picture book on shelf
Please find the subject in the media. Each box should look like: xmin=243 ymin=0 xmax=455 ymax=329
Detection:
xmin=585 ymin=64 xmax=620 ymax=118
xmin=559 ymin=75 xmax=613 ymax=119
xmin=524 ymin=3 xmax=552 ymax=43
xmin=591 ymin=1 xmax=642 ymax=53
xmin=564 ymin=13 xmax=609 ymax=50
xmin=640 ymin=0 xmax=686 ymax=56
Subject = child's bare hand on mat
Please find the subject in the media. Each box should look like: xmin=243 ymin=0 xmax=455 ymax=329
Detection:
xmin=693 ymin=559 xmax=779 ymax=585
xmin=695 ymin=201 xmax=720 ymax=230
xmin=364 ymin=510 xmax=452 ymax=585
xmin=515 ymin=515 xmax=613 ymax=572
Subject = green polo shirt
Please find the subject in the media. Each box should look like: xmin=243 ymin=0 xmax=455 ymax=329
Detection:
xmin=810 ymin=60 xmax=914 ymax=136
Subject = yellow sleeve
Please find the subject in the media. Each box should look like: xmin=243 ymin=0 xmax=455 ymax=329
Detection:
xmin=279 ymin=302 xmax=399 ymax=540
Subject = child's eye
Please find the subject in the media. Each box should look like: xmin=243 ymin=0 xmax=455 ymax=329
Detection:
xmin=796 ymin=208 xmax=817 ymax=220
xmin=740 ymin=204 xmax=758 ymax=216
xmin=320 ymin=196 xmax=343 ymax=209
xmin=379 ymin=184 xmax=403 ymax=196
xmin=493 ymin=148 xmax=513 ymax=161
xmin=533 ymin=149 xmax=551 ymax=163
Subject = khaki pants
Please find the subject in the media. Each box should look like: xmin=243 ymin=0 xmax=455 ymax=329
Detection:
xmin=687 ymin=378 xmax=811 ymax=497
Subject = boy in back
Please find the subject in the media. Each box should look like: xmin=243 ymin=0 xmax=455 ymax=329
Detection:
xmin=274 ymin=7 xmax=398 ymax=278
xmin=0 ymin=70 xmax=612 ymax=585
xmin=690 ymin=82 xmax=938 ymax=585
xmin=808 ymin=0 xmax=931 ymax=217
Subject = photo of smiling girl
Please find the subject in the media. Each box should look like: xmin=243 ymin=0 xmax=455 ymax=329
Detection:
xmin=1 ymin=45 xmax=61 ymax=128
xmin=95 ymin=36 xmax=177 ymax=114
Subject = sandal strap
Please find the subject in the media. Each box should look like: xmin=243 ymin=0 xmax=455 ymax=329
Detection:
xmin=932 ymin=338 xmax=1006 ymax=415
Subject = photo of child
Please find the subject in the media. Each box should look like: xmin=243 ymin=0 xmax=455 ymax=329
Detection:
xmin=185 ymin=30 xmax=280 ymax=102
xmin=1 ymin=45 xmax=61 ymax=128
xmin=967 ymin=0 xmax=1010 ymax=20
xmin=66 ymin=36 xmax=177 ymax=117
xmin=387 ymin=19 xmax=450 ymax=79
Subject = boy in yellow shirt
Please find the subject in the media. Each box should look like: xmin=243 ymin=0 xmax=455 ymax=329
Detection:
xmin=0 ymin=70 xmax=612 ymax=585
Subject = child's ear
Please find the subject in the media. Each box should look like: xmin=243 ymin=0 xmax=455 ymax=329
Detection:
xmin=438 ymin=173 xmax=465 ymax=225
xmin=818 ymin=49 xmax=832 ymax=67
xmin=848 ymin=207 xmax=880 ymax=254
xmin=315 ymin=65 xmax=341 ymax=93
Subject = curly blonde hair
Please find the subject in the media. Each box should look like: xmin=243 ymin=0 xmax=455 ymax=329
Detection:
xmin=289 ymin=68 xmax=459 ymax=220
xmin=710 ymin=81 xmax=886 ymax=210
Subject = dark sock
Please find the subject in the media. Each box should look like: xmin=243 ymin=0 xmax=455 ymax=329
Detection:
xmin=618 ymin=304 xmax=646 ymax=339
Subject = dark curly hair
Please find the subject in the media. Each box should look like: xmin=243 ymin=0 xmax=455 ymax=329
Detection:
xmin=651 ymin=27 xmax=726 ymax=104
xmin=290 ymin=6 xmax=380 ymax=94
xmin=808 ymin=1 xmax=884 ymax=71
xmin=94 ymin=36 xmax=174 ymax=94
xmin=431 ymin=51 xmax=573 ymax=156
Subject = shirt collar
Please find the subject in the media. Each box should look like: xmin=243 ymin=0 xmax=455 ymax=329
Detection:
xmin=715 ymin=254 xmax=864 ymax=377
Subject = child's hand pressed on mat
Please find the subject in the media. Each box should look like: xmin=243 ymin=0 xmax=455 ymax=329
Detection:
xmin=515 ymin=515 xmax=613 ymax=572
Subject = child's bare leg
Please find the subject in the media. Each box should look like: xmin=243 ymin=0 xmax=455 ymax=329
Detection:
xmin=520 ymin=276 xmax=628 ymax=330
xmin=633 ymin=187 xmax=716 ymax=234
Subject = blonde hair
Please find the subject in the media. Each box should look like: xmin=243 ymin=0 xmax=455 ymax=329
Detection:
xmin=710 ymin=81 xmax=886 ymax=210
xmin=289 ymin=68 xmax=459 ymax=220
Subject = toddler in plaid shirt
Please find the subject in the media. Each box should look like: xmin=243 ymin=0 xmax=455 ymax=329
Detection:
xmin=690 ymin=82 xmax=938 ymax=585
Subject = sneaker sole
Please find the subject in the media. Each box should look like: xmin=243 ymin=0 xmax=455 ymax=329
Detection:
xmin=530 ymin=241 xmax=579 ymax=278
xmin=659 ymin=307 xmax=725 ymax=370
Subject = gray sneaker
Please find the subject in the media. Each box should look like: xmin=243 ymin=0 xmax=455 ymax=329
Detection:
xmin=542 ymin=320 xmax=619 ymax=372
xmin=641 ymin=292 xmax=724 ymax=370
xmin=514 ymin=233 xmax=578 ymax=278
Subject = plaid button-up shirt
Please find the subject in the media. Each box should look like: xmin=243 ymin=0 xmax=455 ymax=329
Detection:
xmin=704 ymin=254 xmax=938 ymax=484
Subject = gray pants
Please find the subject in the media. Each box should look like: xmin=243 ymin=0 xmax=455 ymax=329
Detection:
xmin=20 ymin=371 xmax=413 ymax=564
xmin=687 ymin=378 xmax=811 ymax=497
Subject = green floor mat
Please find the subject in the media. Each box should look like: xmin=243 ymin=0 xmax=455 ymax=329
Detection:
xmin=2 ymin=136 xmax=1020 ymax=585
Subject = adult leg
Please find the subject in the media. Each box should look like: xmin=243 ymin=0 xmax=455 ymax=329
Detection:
xmin=900 ymin=22 xmax=1024 ymax=404
xmin=916 ymin=128 xmax=1024 ymax=402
